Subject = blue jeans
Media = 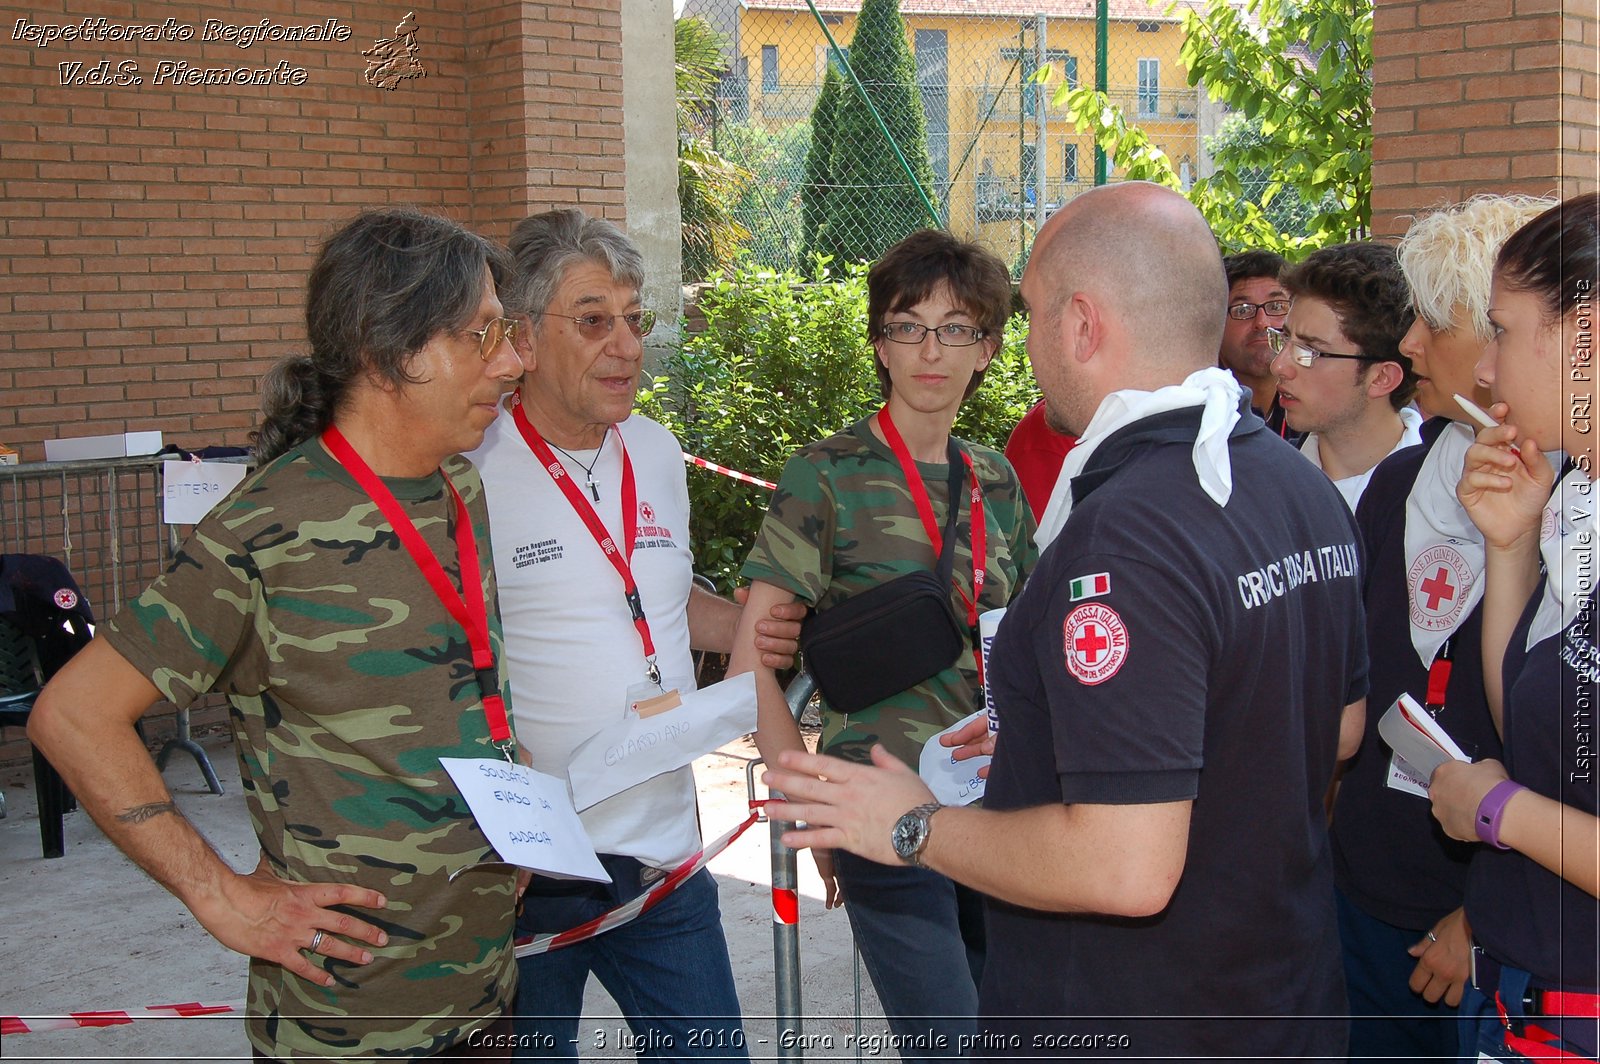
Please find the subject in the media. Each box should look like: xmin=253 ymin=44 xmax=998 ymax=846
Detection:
xmin=513 ymin=859 xmax=748 ymax=1062
xmin=834 ymin=849 xmax=985 ymax=1062
xmin=1336 ymin=888 xmax=1460 ymax=1063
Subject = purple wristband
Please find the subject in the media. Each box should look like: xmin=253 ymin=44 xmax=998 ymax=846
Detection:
xmin=1474 ymin=779 xmax=1527 ymax=850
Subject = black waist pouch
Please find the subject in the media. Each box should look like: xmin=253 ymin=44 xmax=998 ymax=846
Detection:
xmin=800 ymin=441 xmax=968 ymax=714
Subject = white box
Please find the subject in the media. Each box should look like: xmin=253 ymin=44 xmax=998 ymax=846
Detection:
xmin=44 ymin=430 xmax=164 ymax=462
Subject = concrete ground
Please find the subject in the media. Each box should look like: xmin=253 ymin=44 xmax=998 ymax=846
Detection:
xmin=0 ymin=728 xmax=892 ymax=1062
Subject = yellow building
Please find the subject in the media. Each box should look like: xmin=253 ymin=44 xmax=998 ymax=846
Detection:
xmin=729 ymin=0 xmax=1209 ymax=264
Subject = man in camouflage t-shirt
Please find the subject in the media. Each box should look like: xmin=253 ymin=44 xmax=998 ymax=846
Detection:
xmin=29 ymin=207 xmax=527 ymax=1058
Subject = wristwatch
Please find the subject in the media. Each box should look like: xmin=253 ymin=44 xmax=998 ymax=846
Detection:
xmin=891 ymin=802 xmax=943 ymax=868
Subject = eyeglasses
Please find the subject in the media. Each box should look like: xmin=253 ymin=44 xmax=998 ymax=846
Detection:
xmin=537 ymin=309 xmax=657 ymax=340
xmin=466 ymin=317 xmax=519 ymax=361
xmin=1227 ymin=299 xmax=1290 ymax=321
xmin=881 ymin=321 xmax=988 ymax=347
xmin=1266 ymin=327 xmax=1383 ymax=368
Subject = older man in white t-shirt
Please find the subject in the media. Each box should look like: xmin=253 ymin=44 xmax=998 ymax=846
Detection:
xmin=467 ymin=208 xmax=802 ymax=1062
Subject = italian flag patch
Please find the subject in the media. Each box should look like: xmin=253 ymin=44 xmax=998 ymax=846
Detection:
xmin=1069 ymin=572 xmax=1111 ymax=601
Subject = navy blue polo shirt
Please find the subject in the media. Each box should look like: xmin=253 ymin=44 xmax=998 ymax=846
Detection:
xmin=1466 ymin=580 xmax=1599 ymax=992
xmin=979 ymin=406 xmax=1367 ymax=1061
xmin=1331 ymin=421 xmax=1503 ymax=929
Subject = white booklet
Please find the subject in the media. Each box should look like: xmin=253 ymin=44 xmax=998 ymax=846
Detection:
xmin=1377 ymin=692 xmax=1470 ymax=783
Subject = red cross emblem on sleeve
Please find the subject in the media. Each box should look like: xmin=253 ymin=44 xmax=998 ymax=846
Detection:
xmin=1407 ymin=545 xmax=1472 ymax=631
xmin=1062 ymin=603 xmax=1129 ymax=685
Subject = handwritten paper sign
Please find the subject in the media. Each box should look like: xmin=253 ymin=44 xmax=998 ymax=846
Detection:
xmin=439 ymin=758 xmax=609 ymax=881
xmin=162 ymin=460 xmax=248 ymax=525
xmin=567 ymin=673 xmax=758 ymax=811
xmin=919 ymin=710 xmax=989 ymax=806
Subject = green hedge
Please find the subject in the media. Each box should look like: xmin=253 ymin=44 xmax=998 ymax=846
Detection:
xmin=638 ymin=259 xmax=1040 ymax=591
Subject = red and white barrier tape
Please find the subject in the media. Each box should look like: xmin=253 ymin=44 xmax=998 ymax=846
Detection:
xmin=771 ymin=886 xmax=800 ymax=925
xmin=3 ymin=1002 xmax=243 ymax=1035
xmin=682 ymin=453 xmax=776 ymax=491
xmin=516 ymin=806 xmax=764 ymax=957
xmin=5 ymin=812 xmax=777 ymax=1034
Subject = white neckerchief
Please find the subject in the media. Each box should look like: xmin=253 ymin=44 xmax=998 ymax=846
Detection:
xmin=1034 ymin=367 xmax=1242 ymax=551
xmin=1403 ymin=422 xmax=1486 ymax=667
xmin=1529 ymin=464 xmax=1598 ymax=648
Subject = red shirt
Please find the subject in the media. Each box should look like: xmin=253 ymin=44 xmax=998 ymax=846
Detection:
xmin=1004 ymin=400 xmax=1078 ymax=520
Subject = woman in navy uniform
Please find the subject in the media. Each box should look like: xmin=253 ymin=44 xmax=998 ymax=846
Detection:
xmin=1433 ymin=193 xmax=1600 ymax=1062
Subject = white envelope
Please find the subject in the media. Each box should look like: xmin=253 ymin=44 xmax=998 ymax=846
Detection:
xmin=439 ymin=757 xmax=609 ymax=881
xmin=919 ymin=710 xmax=989 ymax=806
xmin=566 ymin=673 xmax=758 ymax=812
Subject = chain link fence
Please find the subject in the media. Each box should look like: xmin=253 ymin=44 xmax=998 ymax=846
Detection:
xmin=680 ymin=0 xmax=1222 ymax=279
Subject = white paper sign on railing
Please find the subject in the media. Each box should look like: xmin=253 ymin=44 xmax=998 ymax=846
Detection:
xmin=161 ymin=460 xmax=248 ymax=525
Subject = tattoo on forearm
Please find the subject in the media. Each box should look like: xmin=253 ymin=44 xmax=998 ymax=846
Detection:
xmin=116 ymin=801 xmax=178 ymax=825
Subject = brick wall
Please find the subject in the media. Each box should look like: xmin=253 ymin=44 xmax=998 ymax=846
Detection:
xmin=1372 ymin=0 xmax=1599 ymax=238
xmin=0 ymin=1 xmax=626 ymax=460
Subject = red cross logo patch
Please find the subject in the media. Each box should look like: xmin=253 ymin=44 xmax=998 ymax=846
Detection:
xmin=1062 ymin=602 xmax=1129 ymax=685
xmin=639 ymin=501 xmax=655 ymax=524
xmin=1407 ymin=544 xmax=1473 ymax=631
xmin=52 ymin=588 xmax=78 ymax=610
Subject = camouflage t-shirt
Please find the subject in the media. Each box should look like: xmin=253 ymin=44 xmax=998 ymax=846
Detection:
xmin=742 ymin=417 xmax=1038 ymax=766
xmin=104 ymin=439 xmax=517 ymax=1059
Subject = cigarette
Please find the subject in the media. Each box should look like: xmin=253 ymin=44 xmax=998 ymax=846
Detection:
xmin=1453 ymin=393 xmax=1521 ymax=456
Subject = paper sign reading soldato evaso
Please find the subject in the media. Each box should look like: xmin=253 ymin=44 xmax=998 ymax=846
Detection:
xmin=439 ymin=758 xmax=609 ymax=882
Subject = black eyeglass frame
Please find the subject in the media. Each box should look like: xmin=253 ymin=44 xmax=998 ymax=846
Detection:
xmin=1266 ymin=327 xmax=1383 ymax=368
xmin=1226 ymin=299 xmax=1291 ymax=321
xmin=879 ymin=321 xmax=989 ymax=348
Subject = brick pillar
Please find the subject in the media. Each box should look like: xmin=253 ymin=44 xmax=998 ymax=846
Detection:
xmin=1371 ymin=0 xmax=1599 ymax=240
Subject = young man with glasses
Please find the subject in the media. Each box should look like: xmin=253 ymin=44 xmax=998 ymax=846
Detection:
xmin=1219 ymin=250 xmax=1299 ymax=440
xmin=464 ymin=208 xmax=804 ymax=1061
xmin=1272 ymin=242 xmax=1421 ymax=510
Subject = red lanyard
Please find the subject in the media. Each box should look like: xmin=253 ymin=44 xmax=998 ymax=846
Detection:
xmin=320 ymin=427 xmax=515 ymax=759
xmin=510 ymin=393 xmax=661 ymax=686
xmin=1426 ymin=638 xmax=1453 ymax=714
xmin=877 ymin=405 xmax=987 ymax=681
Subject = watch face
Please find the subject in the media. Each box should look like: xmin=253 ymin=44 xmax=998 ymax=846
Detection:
xmin=891 ymin=812 xmax=927 ymax=860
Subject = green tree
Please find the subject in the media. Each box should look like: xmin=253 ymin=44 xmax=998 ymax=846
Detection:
xmin=676 ymin=16 xmax=750 ymax=280
xmin=800 ymin=64 xmax=843 ymax=268
xmin=1054 ymin=0 xmax=1371 ymax=255
xmin=805 ymin=0 xmax=939 ymax=264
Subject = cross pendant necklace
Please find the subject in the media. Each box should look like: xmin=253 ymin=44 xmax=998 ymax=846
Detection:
xmin=548 ymin=426 xmax=609 ymax=503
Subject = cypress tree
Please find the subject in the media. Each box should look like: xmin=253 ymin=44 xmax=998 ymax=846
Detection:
xmin=800 ymin=63 xmax=843 ymax=271
xmin=806 ymin=0 xmax=937 ymax=264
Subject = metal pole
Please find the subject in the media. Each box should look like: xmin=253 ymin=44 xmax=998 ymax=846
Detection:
xmin=1094 ymin=0 xmax=1108 ymax=185
xmin=760 ymin=669 xmax=817 ymax=1060
xmin=1017 ymin=22 xmax=1026 ymax=258
xmin=1034 ymin=14 xmax=1048 ymax=230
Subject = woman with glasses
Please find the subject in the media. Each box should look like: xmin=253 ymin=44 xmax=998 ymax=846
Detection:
xmin=1429 ymin=193 xmax=1599 ymax=1062
xmin=729 ymin=229 xmax=1036 ymax=1060
xmin=1326 ymin=195 xmax=1552 ymax=1064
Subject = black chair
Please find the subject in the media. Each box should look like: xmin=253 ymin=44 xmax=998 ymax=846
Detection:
xmin=0 ymin=554 xmax=96 ymax=858
xmin=0 ymin=614 xmax=73 ymax=858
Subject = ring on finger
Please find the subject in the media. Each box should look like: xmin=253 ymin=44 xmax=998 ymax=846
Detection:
xmin=1426 ymin=931 xmax=1439 ymax=943
xmin=309 ymin=930 xmax=325 ymax=954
